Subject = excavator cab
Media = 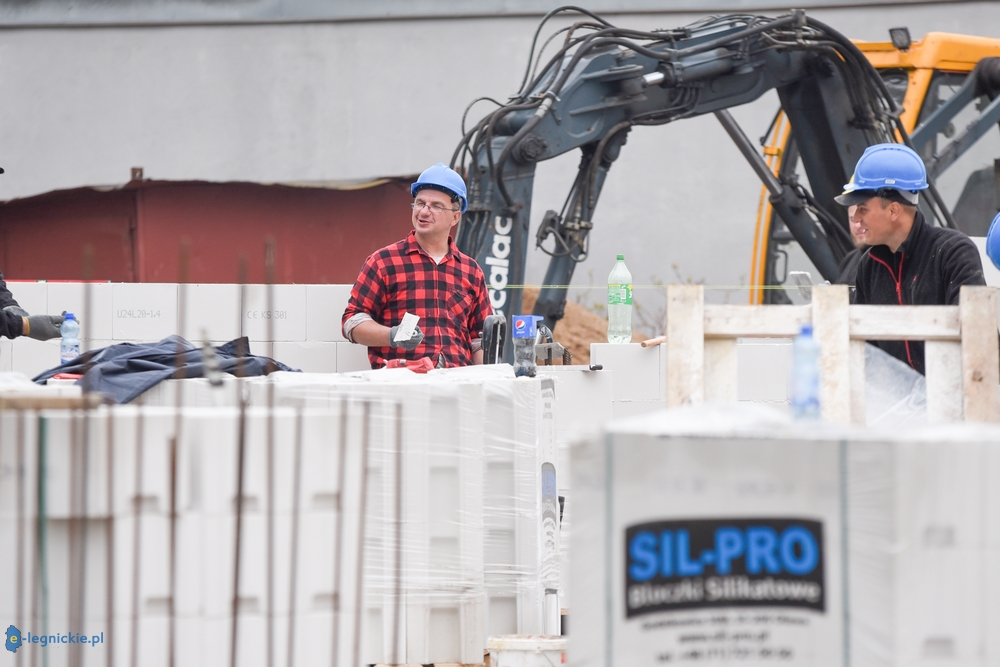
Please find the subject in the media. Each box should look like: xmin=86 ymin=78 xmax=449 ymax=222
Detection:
xmin=753 ymin=31 xmax=1000 ymax=304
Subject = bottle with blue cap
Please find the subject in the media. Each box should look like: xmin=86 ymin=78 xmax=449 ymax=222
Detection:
xmin=60 ymin=313 xmax=81 ymax=364
xmin=789 ymin=323 xmax=820 ymax=420
xmin=512 ymin=314 xmax=543 ymax=377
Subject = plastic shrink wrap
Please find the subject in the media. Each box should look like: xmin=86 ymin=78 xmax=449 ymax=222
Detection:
xmin=0 ymin=403 xmax=375 ymax=667
xmin=245 ymin=365 xmax=559 ymax=663
xmin=0 ymin=365 xmax=567 ymax=666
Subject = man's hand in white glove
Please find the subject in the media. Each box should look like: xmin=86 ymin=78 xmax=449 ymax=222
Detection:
xmin=388 ymin=323 xmax=424 ymax=350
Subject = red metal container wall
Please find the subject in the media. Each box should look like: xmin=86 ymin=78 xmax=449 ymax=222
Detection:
xmin=0 ymin=179 xmax=415 ymax=284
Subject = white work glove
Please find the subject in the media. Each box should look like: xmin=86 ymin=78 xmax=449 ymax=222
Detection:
xmin=388 ymin=323 xmax=424 ymax=350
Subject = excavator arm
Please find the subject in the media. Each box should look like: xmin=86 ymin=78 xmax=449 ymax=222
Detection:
xmin=453 ymin=8 xmax=954 ymax=342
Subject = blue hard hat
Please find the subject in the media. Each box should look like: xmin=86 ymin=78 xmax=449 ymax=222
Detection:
xmin=987 ymin=212 xmax=1000 ymax=271
xmin=834 ymin=143 xmax=928 ymax=207
xmin=411 ymin=163 xmax=468 ymax=214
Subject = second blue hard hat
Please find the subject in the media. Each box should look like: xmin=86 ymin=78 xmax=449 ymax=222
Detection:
xmin=986 ymin=212 xmax=1000 ymax=270
xmin=411 ymin=163 xmax=468 ymax=214
xmin=835 ymin=143 xmax=928 ymax=207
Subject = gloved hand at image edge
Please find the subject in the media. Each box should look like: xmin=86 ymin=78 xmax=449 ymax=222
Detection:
xmin=4 ymin=305 xmax=29 ymax=318
xmin=23 ymin=314 xmax=65 ymax=341
xmin=388 ymin=323 xmax=424 ymax=350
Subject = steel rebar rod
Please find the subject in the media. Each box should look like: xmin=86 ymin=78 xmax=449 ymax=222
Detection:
xmin=129 ymin=408 xmax=145 ymax=667
xmin=330 ymin=396 xmax=349 ymax=667
xmin=391 ymin=402 xmax=403 ymax=664
xmin=351 ymin=402 xmax=371 ymax=667
xmin=230 ymin=303 xmax=250 ymax=667
xmin=265 ymin=238 xmax=277 ymax=667
xmin=105 ymin=410 xmax=115 ymax=667
xmin=286 ymin=408 xmax=304 ymax=667
xmin=15 ymin=412 xmax=25 ymax=667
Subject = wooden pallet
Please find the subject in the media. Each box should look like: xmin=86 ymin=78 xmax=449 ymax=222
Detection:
xmin=665 ymin=283 xmax=1000 ymax=423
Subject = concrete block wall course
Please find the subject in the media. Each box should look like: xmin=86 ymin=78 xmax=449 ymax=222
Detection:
xmin=590 ymin=343 xmax=662 ymax=401
xmin=242 ymin=284 xmax=307 ymax=342
xmin=112 ymin=282 xmax=179 ymax=341
xmin=48 ymin=282 xmax=115 ymax=339
xmin=306 ymin=283 xmax=351 ymax=342
xmin=8 ymin=280 xmax=47 ymax=315
xmin=336 ymin=341 xmax=372 ymax=372
xmin=184 ymin=283 xmax=241 ymax=342
xmin=271 ymin=341 xmax=337 ymax=373
xmin=83 ymin=339 xmax=117 ymax=355
xmin=11 ymin=337 xmax=60 ymax=378
xmin=0 ymin=283 xmax=405 ymax=376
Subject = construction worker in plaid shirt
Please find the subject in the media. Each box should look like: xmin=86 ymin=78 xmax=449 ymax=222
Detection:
xmin=342 ymin=163 xmax=493 ymax=369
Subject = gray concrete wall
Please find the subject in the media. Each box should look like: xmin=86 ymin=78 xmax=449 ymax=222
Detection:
xmin=1 ymin=2 xmax=998 ymax=321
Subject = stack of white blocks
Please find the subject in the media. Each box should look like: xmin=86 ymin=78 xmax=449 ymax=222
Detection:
xmin=1 ymin=282 xmax=372 ymax=379
xmin=0 ymin=403 xmax=376 ymax=667
xmin=848 ymin=425 xmax=1000 ymax=663
xmin=590 ymin=343 xmax=665 ymax=418
xmin=481 ymin=376 xmax=552 ymax=640
xmin=534 ymin=365 xmax=613 ymax=621
xmin=241 ymin=367 xmax=556 ymax=665
xmin=570 ymin=406 xmax=1000 ymax=666
xmin=150 ymin=368 xmax=571 ymax=661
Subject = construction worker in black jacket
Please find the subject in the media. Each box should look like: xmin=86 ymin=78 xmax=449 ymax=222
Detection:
xmin=0 ymin=269 xmax=65 ymax=341
xmin=836 ymin=143 xmax=985 ymax=375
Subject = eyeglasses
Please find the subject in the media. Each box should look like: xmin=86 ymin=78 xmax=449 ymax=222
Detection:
xmin=411 ymin=200 xmax=459 ymax=214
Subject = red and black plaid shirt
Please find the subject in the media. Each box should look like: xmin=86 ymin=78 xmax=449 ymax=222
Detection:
xmin=343 ymin=231 xmax=493 ymax=368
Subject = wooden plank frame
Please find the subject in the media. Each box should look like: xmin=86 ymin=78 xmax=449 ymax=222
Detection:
xmin=663 ymin=284 xmax=999 ymax=423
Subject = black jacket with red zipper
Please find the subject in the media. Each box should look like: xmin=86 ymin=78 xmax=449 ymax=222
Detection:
xmin=853 ymin=209 xmax=986 ymax=375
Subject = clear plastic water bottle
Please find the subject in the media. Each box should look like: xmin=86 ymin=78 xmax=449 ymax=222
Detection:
xmin=512 ymin=315 xmax=542 ymax=377
xmin=790 ymin=324 xmax=820 ymax=420
xmin=60 ymin=313 xmax=81 ymax=364
xmin=607 ymin=254 xmax=633 ymax=344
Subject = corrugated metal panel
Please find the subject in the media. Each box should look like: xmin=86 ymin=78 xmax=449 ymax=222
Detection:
xmin=0 ymin=179 xmax=415 ymax=284
xmin=0 ymin=0 xmax=972 ymax=28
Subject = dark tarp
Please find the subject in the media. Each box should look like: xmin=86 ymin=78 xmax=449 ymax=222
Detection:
xmin=32 ymin=335 xmax=299 ymax=404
